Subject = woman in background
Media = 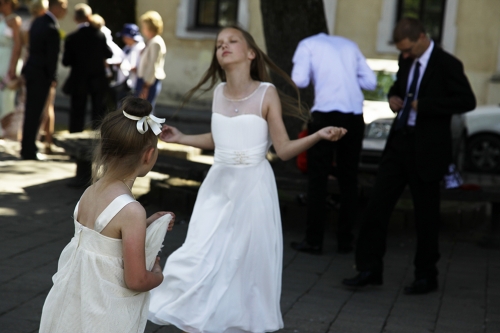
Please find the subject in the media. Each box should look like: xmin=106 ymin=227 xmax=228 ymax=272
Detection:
xmin=135 ymin=10 xmax=166 ymax=112
xmin=0 ymin=0 xmax=22 ymax=139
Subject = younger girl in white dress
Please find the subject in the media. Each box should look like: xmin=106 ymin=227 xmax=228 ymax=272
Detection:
xmin=39 ymin=97 xmax=175 ymax=333
xmin=148 ymin=27 xmax=346 ymax=333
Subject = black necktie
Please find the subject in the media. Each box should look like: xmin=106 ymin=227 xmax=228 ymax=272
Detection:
xmin=394 ymin=61 xmax=420 ymax=130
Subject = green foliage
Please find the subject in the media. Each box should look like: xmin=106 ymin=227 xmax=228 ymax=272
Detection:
xmin=363 ymin=71 xmax=396 ymax=101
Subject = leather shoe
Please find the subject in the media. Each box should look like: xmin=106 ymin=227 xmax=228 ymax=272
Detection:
xmin=290 ymin=240 xmax=322 ymax=255
xmin=342 ymin=271 xmax=383 ymax=287
xmin=404 ymin=278 xmax=438 ymax=295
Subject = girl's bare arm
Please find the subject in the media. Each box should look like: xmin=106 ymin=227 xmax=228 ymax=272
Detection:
xmin=265 ymin=86 xmax=346 ymax=161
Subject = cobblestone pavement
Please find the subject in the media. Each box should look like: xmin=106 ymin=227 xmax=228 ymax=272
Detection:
xmin=0 ymin=138 xmax=499 ymax=333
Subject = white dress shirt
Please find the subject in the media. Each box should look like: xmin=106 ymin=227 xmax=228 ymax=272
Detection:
xmin=405 ymin=40 xmax=434 ymax=126
xmin=291 ymin=33 xmax=376 ymax=114
xmin=116 ymin=40 xmax=145 ymax=88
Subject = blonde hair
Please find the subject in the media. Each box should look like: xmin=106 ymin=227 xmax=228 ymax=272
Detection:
xmin=29 ymin=0 xmax=48 ymax=15
xmin=89 ymin=14 xmax=105 ymax=29
xmin=74 ymin=3 xmax=91 ymax=21
xmin=140 ymin=10 xmax=163 ymax=35
xmin=92 ymin=97 xmax=158 ymax=184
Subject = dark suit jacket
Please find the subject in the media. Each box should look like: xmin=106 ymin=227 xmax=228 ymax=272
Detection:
xmin=387 ymin=46 xmax=476 ymax=182
xmin=23 ymin=13 xmax=60 ymax=82
xmin=62 ymin=25 xmax=112 ymax=93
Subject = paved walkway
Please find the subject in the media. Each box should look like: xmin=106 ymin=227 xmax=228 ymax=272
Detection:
xmin=0 ymin=139 xmax=499 ymax=333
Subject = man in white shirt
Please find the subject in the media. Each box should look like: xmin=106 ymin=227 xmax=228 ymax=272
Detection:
xmin=290 ymin=33 xmax=376 ymax=255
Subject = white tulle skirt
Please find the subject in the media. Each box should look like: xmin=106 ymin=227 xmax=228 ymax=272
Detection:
xmin=148 ymin=160 xmax=284 ymax=333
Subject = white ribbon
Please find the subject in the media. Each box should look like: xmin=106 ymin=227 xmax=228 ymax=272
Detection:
xmin=122 ymin=111 xmax=165 ymax=135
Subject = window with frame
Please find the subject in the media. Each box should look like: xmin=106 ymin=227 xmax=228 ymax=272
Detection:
xmin=195 ymin=0 xmax=239 ymax=31
xmin=397 ymin=0 xmax=447 ymax=44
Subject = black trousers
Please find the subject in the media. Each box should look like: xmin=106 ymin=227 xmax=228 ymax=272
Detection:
xmin=69 ymin=77 xmax=107 ymax=133
xmin=355 ymin=130 xmax=441 ymax=280
xmin=306 ymin=111 xmax=365 ymax=248
xmin=21 ymin=76 xmax=52 ymax=159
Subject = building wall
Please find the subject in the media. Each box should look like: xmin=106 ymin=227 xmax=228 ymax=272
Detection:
xmin=454 ymin=0 xmax=500 ymax=105
xmin=136 ymin=0 xmax=266 ymax=107
xmin=55 ymin=0 xmax=499 ymax=107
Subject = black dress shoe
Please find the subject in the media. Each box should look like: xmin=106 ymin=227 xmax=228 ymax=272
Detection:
xmin=290 ymin=240 xmax=322 ymax=255
xmin=404 ymin=278 xmax=438 ymax=295
xmin=342 ymin=271 xmax=383 ymax=287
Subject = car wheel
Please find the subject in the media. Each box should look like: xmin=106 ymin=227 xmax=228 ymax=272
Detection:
xmin=466 ymin=134 xmax=500 ymax=173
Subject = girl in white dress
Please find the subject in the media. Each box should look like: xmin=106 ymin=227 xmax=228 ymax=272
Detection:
xmin=39 ymin=97 xmax=175 ymax=333
xmin=148 ymin=27 xmax=346 ymax=333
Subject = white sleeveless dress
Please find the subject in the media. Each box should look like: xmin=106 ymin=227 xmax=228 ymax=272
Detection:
xmin=148 ymin=82 xmax=284 ymax=333
xmin=39 ymin=194 xmax=172 ymax=333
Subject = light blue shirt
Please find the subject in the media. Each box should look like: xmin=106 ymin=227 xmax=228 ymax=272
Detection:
xmin=291 ymin=33 xmax=376 ymax=114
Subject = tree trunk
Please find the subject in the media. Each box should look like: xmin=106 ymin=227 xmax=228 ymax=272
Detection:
xmin=87 ymin=0 xmax=136 ymax=44
xmin=260 ymin=0 xmax=328 ymax=170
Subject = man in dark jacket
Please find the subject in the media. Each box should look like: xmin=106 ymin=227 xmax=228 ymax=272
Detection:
xmin=21 ymin=0 xmax=67 ymax=160
xmin=62 ymin=3 xmax=112 ymax=133
xmin=342 ymin=18 xmax=476 ymax=294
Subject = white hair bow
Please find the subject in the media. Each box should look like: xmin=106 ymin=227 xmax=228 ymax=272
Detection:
xmin=123 ymin=111 xmax=165 ymax=135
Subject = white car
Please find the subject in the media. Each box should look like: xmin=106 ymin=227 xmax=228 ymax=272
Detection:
xmin=463 ymin=104 xmax=500 ymax=173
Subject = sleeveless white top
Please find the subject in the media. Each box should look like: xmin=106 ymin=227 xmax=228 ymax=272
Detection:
xmin=39 ymin=194 xmax=172 ymax=333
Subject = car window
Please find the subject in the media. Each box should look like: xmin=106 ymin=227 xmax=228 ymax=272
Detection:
xmin=363 ymin=71 xmax=396 ymax=102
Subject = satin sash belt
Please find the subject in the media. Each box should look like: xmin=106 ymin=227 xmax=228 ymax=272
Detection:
xmin=214 ymin=143 xmax=268 ymax=165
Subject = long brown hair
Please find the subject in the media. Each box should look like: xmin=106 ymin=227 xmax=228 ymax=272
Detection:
xmin=183 ymin=26 xmax=309 ymax=121
xmin=92 ymin=97 xmax=158 ymax=184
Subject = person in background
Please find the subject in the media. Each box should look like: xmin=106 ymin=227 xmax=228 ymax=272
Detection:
xmin=89 ymin=13 xmax=124 ymax=111
xmin=113 ymin=23 xmax=145 ymax=107
xmin=27 ymin=0 xmax=55 ymax=153
xmin=135 ymin=10 xmax=166 ymax=112
xmin=0 ymin=0 xmax=22 ymax=139
xmin=342 ymin=18 xmax=476 ymax=295
xmin=290 ymin=32 xmax=376 ymax=255
xmin=62 ymin=4 xmax=112 ymax=133
xmin=21 ymin=0 xmax=67 ymax=160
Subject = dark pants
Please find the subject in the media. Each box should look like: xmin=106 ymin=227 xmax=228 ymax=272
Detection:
xmin=69 ymin=77 xmax=107 ymax=133
xmin=135 ymin=78 xmax=161 ymax=113
xmin=306 ymin=111 xmax=365 ymax=248
xmin=355 ymin=130 xmax=441 ymax=280
xmin=21 ymin=76 xmax=51 ymax=159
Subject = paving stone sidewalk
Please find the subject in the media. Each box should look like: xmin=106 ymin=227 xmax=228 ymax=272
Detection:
xmin=0 ymin=139 xmax=499 ymax=333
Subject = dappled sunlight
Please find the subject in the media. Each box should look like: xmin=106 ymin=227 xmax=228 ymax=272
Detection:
xmin=0 ymin=207 xmax=17 ymax=216
xmin=0 ymin=161 xmax=76 ymax=193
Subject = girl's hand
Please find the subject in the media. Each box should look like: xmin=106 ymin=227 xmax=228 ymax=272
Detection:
xmin=159 ymin=125 xmax=183 ymax=143
xmin=8 ymin=68 xmax=16 ymax=80
xmin=151 ymin=256 xmax=163 ymax=274
xmin=318 ymin=126 xmax=347 ymax=142
xmin=146 ymin=211 xmax=174 ymax=227
xmin=166 ymin=212 xmax=175 ymax=231
xmin=139 ymin=86 xmax=149 ymax=99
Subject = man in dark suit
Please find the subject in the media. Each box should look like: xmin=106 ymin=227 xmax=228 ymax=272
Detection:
xmin=62 ymin=3 xmax=112 ymax=133
xmin=21 ymin=0 xmax=67 ymax=160
xmin=342 ymin=18 xmax=476 ymax=294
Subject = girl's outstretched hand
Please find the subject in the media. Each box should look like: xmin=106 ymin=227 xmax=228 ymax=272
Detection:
xmin=159 ymin=125 xmax=183 ymax=143
xmin=146 ymin=211 xmax=176 ymax=229
xmin=318 ymin=126 xmax=347 ymax=141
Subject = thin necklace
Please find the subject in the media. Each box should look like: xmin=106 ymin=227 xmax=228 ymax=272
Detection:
xmin=223 ymin=83 xmax=260 ymax=113
xmin=121 ymin=179 xmax=135 ymax=199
